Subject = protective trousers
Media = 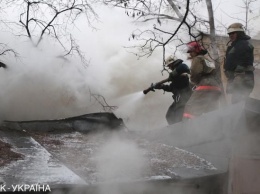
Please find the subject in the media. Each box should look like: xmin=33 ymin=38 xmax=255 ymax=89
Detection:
xmin=183 ymin=87 xmax=221 ymax=119
xmin=226 ymin=71 xmax=254 ymax=104
xmin=166 ymin=87 xmax=191 ymax=125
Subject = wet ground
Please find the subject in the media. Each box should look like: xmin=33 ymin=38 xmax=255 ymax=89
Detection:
xmin=0 ymin=122 xmax=222 ymax=193
xmin=31 ymin=130 xmax=217 ymax=182
xmin=0 ymin=98 xmax=259 ymax=193
xmin=0 ymin=139 xmax=23 ymax=167
xmin=2 ymin=109 xmax=243 ymax=193
xmin=0 ymin=127 xmax=86 ymax=187
xmin=0 ymin=127 xmax=217 ymax=178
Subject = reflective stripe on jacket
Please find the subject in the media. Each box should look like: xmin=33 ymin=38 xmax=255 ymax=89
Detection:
xmin=195 ymin=85 xmax=221 ymax=92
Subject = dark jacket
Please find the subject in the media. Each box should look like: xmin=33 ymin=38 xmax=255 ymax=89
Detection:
xmin=161 ymin=63 xmax=190 ymax=92
xmin=224 ymin=35 xmax=254 ymax=72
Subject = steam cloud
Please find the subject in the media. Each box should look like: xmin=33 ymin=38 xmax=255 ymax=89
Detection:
xmin=0 ymin=6 xmax=188 ymax=129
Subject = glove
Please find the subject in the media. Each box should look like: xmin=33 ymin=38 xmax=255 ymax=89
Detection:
xmin=154 ymin=83 xmax=164 ymax=89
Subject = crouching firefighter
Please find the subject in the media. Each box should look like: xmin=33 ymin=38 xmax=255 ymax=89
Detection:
xmin=143 ymin=56 xmax=192 ymax=125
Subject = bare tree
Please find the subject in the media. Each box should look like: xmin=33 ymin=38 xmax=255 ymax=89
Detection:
xmin=1 ymin=0 xmax=99 ymax=66
xmin=89 ymin=90 xmax=118 ymax=112
xmin=104 ymin=1 xmax=212 ymax=61
xmin=205 ymin=0 xmax=226 ymax=105
xmin=218 ymin=0 xmax=259 ymax=35
xmin=205 ymin=0 xmax=220 ymax=81
xmin=105 ymin=0 xmax=222 ymax=73
xmin=0 ymin=43 xmax=20 ymax=68
xmin=0 ymin=0 xmax=117 ymax=111
xmin=241 ymin=0 xmax=258 ymax=35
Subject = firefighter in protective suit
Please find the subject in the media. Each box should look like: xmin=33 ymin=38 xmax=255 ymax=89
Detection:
xmin=224 ymin=23 xmax=254 ymax=104
xmin=153 ymin=56 xmax=191 ymax=125
xmin=183 ymin=41 xmax=221 ymax=119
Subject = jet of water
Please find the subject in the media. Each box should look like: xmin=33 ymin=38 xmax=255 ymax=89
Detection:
xmin=115 ymin=91 xmax=145 ymax=104
xmin=113 ymin=91 xmax=145 ymax=120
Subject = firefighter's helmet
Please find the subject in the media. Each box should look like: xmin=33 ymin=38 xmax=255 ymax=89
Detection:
xmin=227 ymin=23 xmax=244 ymax=34
xmin=165 ymin=56 xmax=183 ymax=67
xmin=187 ymin=41 xmax=205 ymax=54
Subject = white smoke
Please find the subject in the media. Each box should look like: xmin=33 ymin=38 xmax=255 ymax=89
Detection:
xmin=0 ymin=6 xmax=182 ymax=129
xmin=96 ymin=136 xmax=146 ymax=181
xmin=95 ymin=135 xmax=147 ymax=194
xmin=0 ymin=36 xmax=94 ymax=120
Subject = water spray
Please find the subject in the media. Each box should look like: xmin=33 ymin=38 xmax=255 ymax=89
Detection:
xmin=113 ymin=91 xmax=145 ymax=115
xmin=112 ymin=91 xmax=146 ymax=129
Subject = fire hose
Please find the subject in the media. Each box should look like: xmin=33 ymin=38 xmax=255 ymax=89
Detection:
xmin=143 ymin=78 xmax=169 ymax=95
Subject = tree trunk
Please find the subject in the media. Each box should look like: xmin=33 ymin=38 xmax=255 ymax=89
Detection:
xmin=205 ymin=0 xmax=227 ymax=105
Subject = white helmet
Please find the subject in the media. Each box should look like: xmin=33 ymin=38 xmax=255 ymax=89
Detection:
xmin=165 ymin=56 xmax=177 ymax=66
xmin=227 ymin=23 xmax=245 ymax=34
xmin=165 ymin=56 xmax=183 ymax=67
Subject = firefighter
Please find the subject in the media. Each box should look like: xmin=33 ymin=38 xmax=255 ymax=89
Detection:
xmin=153 ymin=56 xmax=192 ymax=125
xmin=183 ymin=41 xmax=221 ymax=119
xmin=224 ymin=23 xmax=254 ymax=104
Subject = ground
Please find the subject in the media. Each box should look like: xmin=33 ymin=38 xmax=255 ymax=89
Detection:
xmin=0 ymin=137 xmax=23 ymax=167
xmin=0 ymin=125 xmax=216 ymax=185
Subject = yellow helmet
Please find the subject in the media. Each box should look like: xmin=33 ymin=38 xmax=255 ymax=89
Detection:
xmin=227 ymin=23 xmax=244 ymax=34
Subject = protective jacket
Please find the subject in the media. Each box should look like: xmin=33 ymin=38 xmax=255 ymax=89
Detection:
xmin=162 ymin=63 xmax=190 ymax=92
xmin=224 ymin=35 xmax=255 ymax=103
xmin=190 ymin=55 xmax=219 ymax=87
xmin=160 ymin=63 xmax=191 ymax=125
xmin=183 ymin=55 xmax=221 ymax=119
xmin=224 ymin=35 xmax=254 ymax=72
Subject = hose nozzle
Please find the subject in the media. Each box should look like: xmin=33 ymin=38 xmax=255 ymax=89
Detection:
xmin=143 ymin=83 xmax=155 ymax=95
